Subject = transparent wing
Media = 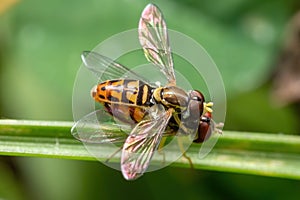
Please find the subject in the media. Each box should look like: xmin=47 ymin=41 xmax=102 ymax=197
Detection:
xmin=71 ymin=109 xmax=131 ymax=144
xmin=121 ymin=105 xmax=173 ymax=180
xmin=138 ymin=4 xmax=176 ymax=85
xmin=81 ymin=51 xmax=150 ymax=83
xmin=198 ymin=120 xmax=224 ymax=159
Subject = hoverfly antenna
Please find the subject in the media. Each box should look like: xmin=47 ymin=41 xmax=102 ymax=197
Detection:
xmin=203 ymin=102 xmax=213 ymax=114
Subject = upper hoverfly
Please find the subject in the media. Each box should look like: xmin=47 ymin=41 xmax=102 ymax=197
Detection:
xmin=72 ymin=3 xmax=222 ymax=180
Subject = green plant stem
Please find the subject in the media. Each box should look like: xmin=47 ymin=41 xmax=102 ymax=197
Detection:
xmin=1 ymin=119 xmax=300 ymax=179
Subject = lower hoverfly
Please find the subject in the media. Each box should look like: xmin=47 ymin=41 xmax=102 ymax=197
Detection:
xmin=72 ymin=3 xmax=222 ymax=180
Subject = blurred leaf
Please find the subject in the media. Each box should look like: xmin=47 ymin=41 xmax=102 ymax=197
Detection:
xmin=225 ymin=84 xmax=299 ymax=133
xmin=1 ymin=119 xmax=300 ymax=180
xmin=0 ymin=157 xmax=25 ymax=200
xmin=0 ymin=0 xmax=18 ymax=15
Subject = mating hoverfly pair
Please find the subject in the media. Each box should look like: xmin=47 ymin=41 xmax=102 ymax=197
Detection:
xmin=72 ymin=4 xmax=222 ymax=180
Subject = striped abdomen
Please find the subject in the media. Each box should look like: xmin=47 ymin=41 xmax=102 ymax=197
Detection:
xmin=92 ymin=79 xmax=154 ymax=124
xmin=92 ymin=79 xmax=154 ymax=106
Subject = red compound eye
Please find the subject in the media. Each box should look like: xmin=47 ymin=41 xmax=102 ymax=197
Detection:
xmin=193 ymin=112 xmax=212 ymax=143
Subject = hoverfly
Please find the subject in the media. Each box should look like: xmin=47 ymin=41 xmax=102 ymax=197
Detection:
xmin=72 ymin=3 xmax=222 ymax=180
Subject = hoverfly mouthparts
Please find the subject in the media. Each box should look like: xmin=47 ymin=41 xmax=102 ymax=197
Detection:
xmin=72 ymin=3 xmax=223 ymax=181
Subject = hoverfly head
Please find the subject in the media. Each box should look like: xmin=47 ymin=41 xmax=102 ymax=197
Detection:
xmin=188 ymin=90 xmax=205 ymax=115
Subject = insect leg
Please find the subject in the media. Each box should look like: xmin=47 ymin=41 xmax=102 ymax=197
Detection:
xmin=105 ymin=146 xmax=123 ymax=163
xmin=157 ymin=136 xmax=167 ymax=165
xmin=177 ymin=137 xmax=194 ymax=169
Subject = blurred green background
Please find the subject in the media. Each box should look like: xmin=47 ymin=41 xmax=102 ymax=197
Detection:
xmin=1 ymin=0 xmax=300 ymax=199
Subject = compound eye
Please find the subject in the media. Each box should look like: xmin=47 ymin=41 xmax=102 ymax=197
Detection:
xmin=190 ymin=90 xmax=205 ymax=103
xmin=192 ymin=96 xmax=202 ymax=102
xmin=193 ymin=120 xmax=211 ymax=143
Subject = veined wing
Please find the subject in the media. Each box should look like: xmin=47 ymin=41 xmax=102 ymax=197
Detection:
xmin=121 ymin=105 xmax=173 ymax=180
xmin=139 ymin=4 xmax=176 ymax=85
xmin=71 ymin=109 xmax=130 ymax=144
xmin=81 ymin=51 xmax=150 ymax=84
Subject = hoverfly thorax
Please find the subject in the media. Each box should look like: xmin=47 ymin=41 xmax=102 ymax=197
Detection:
xmin=153 ymin=86 xmax=189 ymax=110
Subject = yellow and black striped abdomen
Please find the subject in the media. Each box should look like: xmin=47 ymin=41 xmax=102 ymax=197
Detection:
xmin=92 ymin=79 xmax=154 ymax=106
xmin=92 ymin=79 xmax=154 ymax=124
